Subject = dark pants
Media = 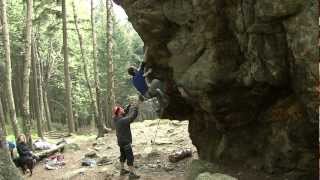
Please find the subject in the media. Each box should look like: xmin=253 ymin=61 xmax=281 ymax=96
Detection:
xmin=145 ymin=79 xmax=164 ymax=98
xmin=144 ymin=79 xmax=168 ymax=110
xmin=119 ymin=144 xmax=134 ymax=166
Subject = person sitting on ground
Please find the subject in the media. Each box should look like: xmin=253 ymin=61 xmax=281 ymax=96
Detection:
xmin=113 ymin=101 xmax=141 ymax=179
xmin=16 ymin=134 xmax=38 ymax=166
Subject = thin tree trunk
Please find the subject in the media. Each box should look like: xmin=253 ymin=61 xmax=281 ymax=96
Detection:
xmin=72 ymin=2 xmax=98 ymax=133
xmin=31 ymin=38 xmax=43 ymax=138
xmin=0 ymin=0 xmax=20 ymax=138
xmin=33 ymin=33 xmax=48 ymax=131
xmin=13 ymin=73 xmax=22 ymax=116
xmin=90 ymin=115 xmax=95 ymax=130
xmin=0 ymin=130 xmax=23 ymax=180
xmin=38 ymin=60 xmax=47 ymax=132
xmin=13 ymin=61 xmax=23 ymax=117
xmin=21 ymin=0 xmax=33 ymax=147
xmin=42 ymin=40 xmax=53 ymax=131
xmin=106 ymin=0 xmax=115 ymax=128
xmin=0 ymin=97 xmax=7 ymax=136
xmin=0 ymin=86 xmax=8 ymax=132
xmin=43 ymin=90 xmax=52 ymax=131
xmin=74 ymin=112 xmax=79 ymax=132
xmin=34 ymin=36 xmax=47 ymax=132
xmin=3 ymin=97 xmax=10 ymax=124
xmin=90 ymin=0 xmax=104 ymax=135
xmin=30 ymin=73 xmax=36 ymax=124
xmin=62 ymin=0 xmax=75 ymax=134
xmin=71 ymin=2 xmax=93 ymax=101
xmin=91 ymin=0 xmax=106 ymax=137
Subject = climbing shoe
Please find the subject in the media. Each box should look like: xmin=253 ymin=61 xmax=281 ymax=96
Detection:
xmin=120 ymin=169 xmax=130 ymax=175
xmin=129 ymin=172 xmax=140 ymax=179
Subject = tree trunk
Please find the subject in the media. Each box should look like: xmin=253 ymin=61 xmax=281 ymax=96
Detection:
xmin=31 ymin=37 xmax=43 ymax=138
xmin=3 ymin=97 xmax=10 ymax=124
xmin=62 ymin=0 xmax=75 ymax=134
xmin=13 ymin=62 xmax=23 ymax=117
xmin=106 ymin=0 xmax=115 ymax=128
xmin=0 ymin=97 xmax=7 ymax=136
xmin=0 ymin=130 xmax=23 ymax=180
xmin=72 ymin=1 xmax=98 ymax=132
xmin=21 ymin=0 xmax=33 ymax=147
xmin=42 ymin=41 xmax=53 ymax=131
xmin=32 ymin=34 xmax=47 ymax=132
xmin=30 ymin=77 xmax=36 ymax=122
xmin=43 ymin=90 xmax=52 ymax=131
xmin=74 ymin=112 xmax=79 ymax=132
xmin=91 ymin=0 xmax=106 ymax=137
xmin=36 ymin=45 xmax=47 ymax=132
xmin=0 ymin=0 xmax=20 ymax=138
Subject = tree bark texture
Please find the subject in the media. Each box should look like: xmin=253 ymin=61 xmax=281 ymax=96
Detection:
xmin=0 ymin=98 xmax=7 ymax=136
xmin=72 ymin=1 xmax=101 ymax=134
xmin=42 ymin=40 xmax=53 ymax=131
xmin=21 ymin=0 xmax=33 ymax=146
xmin=0 ymin=0 xmax=20 ymax=138
xmin=106 ymin=0 xmax=115 ymax=128
xmin=91 ymin=0 xmax=106 ymax=137
xmin=35 ymin=39 xmax=47 ymax=132
xmin=62 ymin=0 xmax=75 ymax=134
xmin=31 ymin=38 xmax=43 ymax=138
xmin=43 ymin=90 xmax=52 ymax=131
xmin=0 ymin=130 xmax=23 ymax=180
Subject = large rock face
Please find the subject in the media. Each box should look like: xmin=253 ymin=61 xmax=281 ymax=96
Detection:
xmin=119 ymin=0 xmax=318 ymax=179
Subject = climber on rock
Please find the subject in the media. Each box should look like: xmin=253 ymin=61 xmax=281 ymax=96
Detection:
xmin=127 ymin=47 xmax=168 ymax=114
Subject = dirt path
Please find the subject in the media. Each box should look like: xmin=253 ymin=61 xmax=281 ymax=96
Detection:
xmin=24 ymin=120 xmax=196 ymax=180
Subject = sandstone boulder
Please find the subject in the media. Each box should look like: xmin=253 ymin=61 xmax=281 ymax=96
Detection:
xmin=196 ymin=172 xmax=237 ymax=180
xmin=120 ymin=0 xmax=318 ymax=179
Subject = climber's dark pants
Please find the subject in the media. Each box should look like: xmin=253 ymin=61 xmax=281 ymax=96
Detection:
xmin=119 ymin=144 xmax=134 ymax=166
xmin=144 ymin=79 xmax=164 ymax=98
xmin=144 ymin=79 xmax=168 ymax=109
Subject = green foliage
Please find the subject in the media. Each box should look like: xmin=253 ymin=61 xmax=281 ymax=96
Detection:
xmin=5 ymin=118 xmax=39 ymax=142
xmin=1 ymin=0 xmax=143 ymax=128
xmin=95 ymin=1 xmax=144 ymax=105
xmin=113 ymin=21 xmax=144 ymax=104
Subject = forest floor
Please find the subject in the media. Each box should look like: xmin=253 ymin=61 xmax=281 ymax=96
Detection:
xmin=23 ymin=119 xmax=197 ymax=180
